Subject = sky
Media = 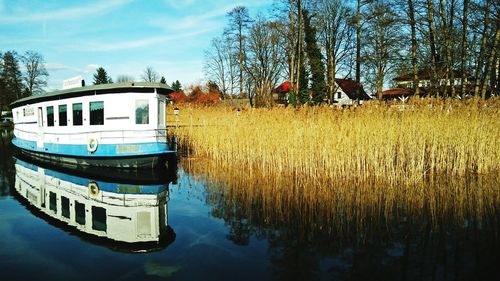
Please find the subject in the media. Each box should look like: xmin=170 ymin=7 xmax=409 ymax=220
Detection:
xmin=0 ymin=0 xmax=273 ymax=91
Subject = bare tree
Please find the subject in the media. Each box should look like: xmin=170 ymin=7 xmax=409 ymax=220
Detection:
xmin=274 ymin=0 xmax=305 ymax=104
xmin=226 ymin=6 xmax=252 ymax=98
xmin=356 ymin=0 xmax=362 ymax=83
xmin=363 ymin=1 xmax=402 ymax=99
xmin=22 ymin=50 xmax=48 ymax=95
xmin=244 ymin=17 xmax=286 ymax=107
xmin=460 ymin=0 xmax=470 ymax=97
xmin=406 ymin=0 xmax=419 ymax=96
xmin=141 ymin=66 xmax=159 ymax=82
xmin=203 ymin=35 xmax=239 ymax=99
xmin=473 ymin=0 xmax=492 ymax=97
xmin=204 ymin=37 xmax=228 ymax=99
xmin=481 ymin=16 xmax=499 ymax=98
xmin=316 ymin=0 xmax=354 ymax=102
xmin=116 ymin=74 xmax=134 ymax=83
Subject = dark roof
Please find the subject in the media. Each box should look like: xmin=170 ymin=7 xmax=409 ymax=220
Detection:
xmin=10 ymin=82 xmax=174 ymax=108
xmin=335 ymin=79 xmax=370 ymax=100
xmin=382 ymin=88 xmax=415 ymax=97
xmin=394 ymin=69 xmax=468 ymax=81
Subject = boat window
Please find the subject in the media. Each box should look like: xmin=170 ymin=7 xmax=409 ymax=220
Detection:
xmin=72 ymin=103 xmax=83 ymax=126
xmin=59 ymin=105 xmax=67 ymax=126
xmin=37 ymin=107 xmax=43 ymax=128
xmin=49 ymin=192 xmax=57 ymax=212
xmin=61 ymin=197 xmax=70 ymax=218
xmin=90 ymin=101 xmax=104 ymax=125
xmin=75 ymin=201 xmax=85 ymax=225
xmin=135 ymin=100 xmax=149 ymax=124
xmin=47 ymin=106 xmax=54 ymax=127
xmin=92 ymin=206 xmax=107 ymax=232
xmin=158 ymin=100 xmax=165 ymax=126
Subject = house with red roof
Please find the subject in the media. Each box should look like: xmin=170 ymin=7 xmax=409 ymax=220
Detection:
xmin=272 ymin=79 xmax=370 ymax=105
xmin=332 ymin=78 xmax=371 ymax=105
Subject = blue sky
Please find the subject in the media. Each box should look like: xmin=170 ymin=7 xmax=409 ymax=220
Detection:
xmin=0 ymin=0 xmax=273 ymax=90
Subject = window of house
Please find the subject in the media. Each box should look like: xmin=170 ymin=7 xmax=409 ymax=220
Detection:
xmin=73 ymin=103 xmax=83 ymax=126
xmin=89 ymin=101 xmax=104 ymax=125
xmin=59 ymin=105 xmax=67 ymax=126
xmin=47 ymin=106 xmax=54 ymax=127
xmin=135 ymin=100 xmax=149 ymax=124
xmin=337 ymin=92 xmax=342 ymax=99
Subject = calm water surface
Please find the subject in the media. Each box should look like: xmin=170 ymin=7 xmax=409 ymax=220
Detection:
xmin=1 ymin=130 xmax=499 ymax=281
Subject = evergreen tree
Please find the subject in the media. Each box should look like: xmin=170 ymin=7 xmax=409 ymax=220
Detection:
xmin=93 ymin=67 xmax=113 ymax=85
xmin=207 ymin=80 xmax=220 ymax=93
xmin=160 ymin=76 xmax=166 ymax=84
xmin=302 ymin=9 xmax=326 ymax=103
xmin=1 ymin=51 xmax=23 ymax=105
xmin=171 ymin=80 xmax=182 ymax=92
xmin=298 ymin=48 xmax=309 ymax=104
xmin=0 ymin=51 xmax=4 ymax=110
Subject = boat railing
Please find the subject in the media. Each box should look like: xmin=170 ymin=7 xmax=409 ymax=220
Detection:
xmin=13 ymin=127 xmax=168 ymax=144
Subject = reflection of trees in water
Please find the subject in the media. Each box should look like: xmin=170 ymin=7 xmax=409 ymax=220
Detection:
xmin=0 ymin=130 xmax=15 ymax=196
xmin=184 ymin=158 xmax=500 ymax=280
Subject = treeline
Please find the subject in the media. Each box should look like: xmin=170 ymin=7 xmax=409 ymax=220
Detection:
xmin=0 ymin=50 xmax=48 ymax=110
xmin=94 ymin=65 xmax=184 ymax=92
xmin=204 ymin=0 xmax=499 ymax=106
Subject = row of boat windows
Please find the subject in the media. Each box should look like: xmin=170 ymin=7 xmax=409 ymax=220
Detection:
xmin=49 ymin=191 xmax=106 ymax=232
xmin=43 ymin=100 xmax=149 ymax=127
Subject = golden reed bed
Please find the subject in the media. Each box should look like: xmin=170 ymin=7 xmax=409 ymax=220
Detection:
xmin=171 ymin=98 xmax=499 ymax=184
xmin=170 ymin=98 xmax=499 ymax=236
xmin=182 ymin=158 xmax=499 ymax=240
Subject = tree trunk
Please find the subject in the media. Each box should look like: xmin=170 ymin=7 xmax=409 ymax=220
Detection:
xmin=355 ymin=0 xmax=361 ymax=83
xmin=296 ymin=0 xmax=303 ymax=101
xmin=408 ymin=0 xmax=419 ymax=96
xmin=460 ymin=0 xmax=469 ymax=97
xmin=289 ymin=0 xmax=296 ymax=93
xmin=426 ymin=0 xmax=439 ymax=96
xmin=448 ymin=0 xmax=456 ymax=97
xmin=376 ymin=64 xmax=384 ymax=100
xmin=473 ymin=0 xmax=491 ymax=97
xmin=438 ymin=0 xmax=451 ymax=97
xmin=481 ymin=19 xmax=499 ymax=98
xmin=239 ymin=24 xmax=244 ymax=99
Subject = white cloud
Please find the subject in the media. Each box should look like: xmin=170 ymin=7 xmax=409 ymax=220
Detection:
xmin=85 ymin=64 xmax=101 ymax=72
xmin=81 ymin=28 xmax=215 ymax=52
xmin=45 ymin=63 xmax=84 ymax=73
xmin=0 ymin=0 xmax=132 ymax=23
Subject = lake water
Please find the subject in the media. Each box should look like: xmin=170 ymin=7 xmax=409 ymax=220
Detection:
xmin=1 ymin=129 xmax=499 ymax=281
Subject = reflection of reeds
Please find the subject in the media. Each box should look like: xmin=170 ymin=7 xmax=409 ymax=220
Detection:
xmin=183 ymin=158 xmax=499 ymax=241
xmin=171 ymin=98 xmax=499 ymax=182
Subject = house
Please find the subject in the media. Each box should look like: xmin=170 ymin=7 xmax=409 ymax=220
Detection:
xmin=272 ymin=79 xmax=370 ymax=106
xmin=381 ymin=88 xmax=420 ymax=101
xmin=394 ymin=69 xmax=469 ymax=89
xmin=332 ymin=78 xmax=371 ymax=105
xmin=272 ymin=81 xmax=294 ymax=104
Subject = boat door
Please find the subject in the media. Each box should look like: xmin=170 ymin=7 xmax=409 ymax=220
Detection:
xmin=36 ymin=107 xmax=44 ymax=148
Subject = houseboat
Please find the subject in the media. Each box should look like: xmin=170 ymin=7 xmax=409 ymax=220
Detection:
xmin=13 ymin=157 xmax=176 ymax=252
xmin=10 ymin=82 xmax=175 ymax=169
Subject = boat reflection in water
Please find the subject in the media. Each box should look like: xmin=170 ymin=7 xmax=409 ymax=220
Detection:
xmin=13 ymin=156 xmax=177 ymax=252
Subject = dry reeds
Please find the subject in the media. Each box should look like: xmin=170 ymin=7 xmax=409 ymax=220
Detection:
xmin=182 ymin=157 xmax=499 ymax=241
xmin=170 ymin=98 xmax=499 ymax=184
